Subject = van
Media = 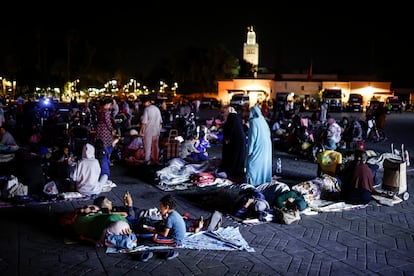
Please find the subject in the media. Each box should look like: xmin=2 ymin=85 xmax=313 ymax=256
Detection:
xmin=230 ymin=94 xmax=250 ymax=108
xmin=347 ymin=93 xmax=363 ymax=112
xmin=387 ymin=96 xmax=402 ymax=113
xmin=275 ymin=92 xmax=290 ymax=111
xmin=322 ymin=89 xmax=343 ymax=112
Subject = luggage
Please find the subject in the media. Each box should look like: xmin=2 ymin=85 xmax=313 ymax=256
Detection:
xmin=161 ymin=129 xmax=181 ymax=163
xmin=382 ymin=158 xmax=408 ymax=199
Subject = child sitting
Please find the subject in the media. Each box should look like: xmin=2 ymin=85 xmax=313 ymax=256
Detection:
xmin=180 ymin=134 xmax=208 ymax=163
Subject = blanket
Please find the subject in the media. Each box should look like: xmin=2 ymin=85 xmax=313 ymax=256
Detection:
xmin=307 ymin=199 xmax=367 ymax=212
xmin=155 ymin=177 xmax=234 ymax=191
xmin=0 ymin=193 xmax=92 ymax=208
xmin=106 ymin=226 xmax=255 ymax=253
xmin=154 ymin=158 xmax=234 ymax=191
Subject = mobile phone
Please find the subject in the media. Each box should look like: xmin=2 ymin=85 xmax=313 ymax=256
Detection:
xmin=142 ymin=224 xmax=155 ymax=230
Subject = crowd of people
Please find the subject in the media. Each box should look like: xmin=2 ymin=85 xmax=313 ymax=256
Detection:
xmin=0 ymin=94 xmax=389 ymax=258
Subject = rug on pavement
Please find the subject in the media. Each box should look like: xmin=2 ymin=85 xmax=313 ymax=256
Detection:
xmin=0 ymin=192 xmax=92 ymax=208
xmin=307 ymin=200 xmax=368 ymax=212
xmin=106 ymin=226 xmax=255 ymax=253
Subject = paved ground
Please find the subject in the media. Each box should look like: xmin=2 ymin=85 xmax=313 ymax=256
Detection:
xmin=0 ymin=118 xmax=413 ymax=275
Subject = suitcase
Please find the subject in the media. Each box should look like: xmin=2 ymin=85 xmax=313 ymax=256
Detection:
xmin=382 ymin=158 xmax=408 ymax=198
xmin=161 ymin=129 xmax=181 ymax=163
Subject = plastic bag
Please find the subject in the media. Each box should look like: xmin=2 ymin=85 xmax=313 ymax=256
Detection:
xmin=43 ymin=181 xmax=59 ymax=195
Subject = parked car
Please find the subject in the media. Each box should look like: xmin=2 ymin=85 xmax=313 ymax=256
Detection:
xmin=347 ymin=93 xmax=364 ymax=112
xmin=230 ymin=94 xmax=250 ymax=109
xmin=200 ymin=97 xmax=220 ymax=109
xmin=386 ymin=96 xmax=402 ymax=113
xmin=367 ymin=100 xmax=382 ymax=111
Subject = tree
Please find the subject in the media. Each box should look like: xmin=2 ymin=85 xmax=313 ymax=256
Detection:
xmin=147 ymin=45 xmax=239 ymax=94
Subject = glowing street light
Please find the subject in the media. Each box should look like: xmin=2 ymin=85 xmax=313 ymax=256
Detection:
xmin=130 ymin=78 xmax=136 ymax=93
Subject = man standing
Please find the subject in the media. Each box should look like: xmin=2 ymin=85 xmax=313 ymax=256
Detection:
xmin=139 ymin=96 xmax=163 ymax=165
xmin=320 ymin=100 xmax=328 ymax=125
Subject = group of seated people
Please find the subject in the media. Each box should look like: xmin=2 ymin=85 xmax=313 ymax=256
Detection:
xmin=122 ymin=127 xmax=210 ymax=165
xmin=316 ymin=148 xmax=378 ymax=204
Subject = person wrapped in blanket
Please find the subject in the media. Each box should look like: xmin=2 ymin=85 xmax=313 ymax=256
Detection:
xmin=234 ymin=187 xmax=271 ymax=222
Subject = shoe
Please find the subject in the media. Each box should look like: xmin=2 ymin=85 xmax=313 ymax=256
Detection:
xmin=164 ymin=249 xmax=179 ymax=260
xmin=138 ymin=251 xmax=153 ymax=262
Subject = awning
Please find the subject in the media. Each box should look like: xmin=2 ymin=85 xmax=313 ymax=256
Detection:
xmin=227 ymin=89 xmax=246 ymax=93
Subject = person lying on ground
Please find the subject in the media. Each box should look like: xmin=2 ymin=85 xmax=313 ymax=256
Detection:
xmin=234 ymin=187 xmax=270 ymax=221
xmin=58 ymin=204 xmax=154 ymax=261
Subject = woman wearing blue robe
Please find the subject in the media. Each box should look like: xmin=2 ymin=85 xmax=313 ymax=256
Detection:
xmin=245 ymin=104 xmax=273 ymax=186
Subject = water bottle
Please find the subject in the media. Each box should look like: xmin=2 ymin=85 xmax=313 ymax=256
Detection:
xmin=404 ymin=150 xmax=410 ymax=166
xmin=276 ymin=158 xmax=282 ymax=174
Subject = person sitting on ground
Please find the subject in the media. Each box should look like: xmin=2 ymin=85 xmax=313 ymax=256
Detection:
xmin=70 ymin=143 xmax=106 ymax=196
xmin=340 ymin=149 xmax=375 ymax=204
xmin=325 ymin=116 xmax=343 ymax=151
xmin=144 ymin=194 xmax=184 ymax=260
xmin=180 ymin=134 xmax=207 ymax=162
xmin=194 ymin=131 xmax=209 ymax=158
xmin=316 ymin=149 xmax=343 ymax=178
xmin=0 ymin=126 xmax=17 ymax=145
xmin=123 ymin=128 xmax=144 ymax=162
xmin=51 ymin=145 xmax=76 ymax=186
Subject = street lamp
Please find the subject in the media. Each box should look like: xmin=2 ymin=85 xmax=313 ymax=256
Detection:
xmin=130 ymin=78 xmax=136 ymax=93
xmin=172 ymin=82 xmax=178 ymax=96
xmin=159 ymin=81 xmax=164 ymax=92
xmin=72 ymin=79 xmax=79 ymax=92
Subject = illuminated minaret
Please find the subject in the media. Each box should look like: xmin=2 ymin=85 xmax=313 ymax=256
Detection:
xmin=243 ymin=25 xmax=259 ymax=78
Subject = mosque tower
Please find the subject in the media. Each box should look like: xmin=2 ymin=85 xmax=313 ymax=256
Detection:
xmin=243 ymin=25 xmax=259 ymax=78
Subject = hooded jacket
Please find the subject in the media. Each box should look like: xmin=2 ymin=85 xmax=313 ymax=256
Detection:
xmin=71 ymin=143 xmax=102 ymax=196
xmin=245 ymin=105 xmax=273 ymax=186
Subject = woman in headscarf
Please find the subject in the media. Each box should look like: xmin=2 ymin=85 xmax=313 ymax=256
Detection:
xmin=71 ymin=143 xmax=105 ymax=196
xmin=245 ymin=104 xmax=272 ymax=186
xmin=340 ymin=149 xmax=375 ymax=204
xmin=220 ymin=105 xmax=246 ymax=181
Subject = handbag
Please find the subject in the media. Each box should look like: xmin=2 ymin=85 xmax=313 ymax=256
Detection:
xmin=273 ymin=208 xmax=301 ymax=225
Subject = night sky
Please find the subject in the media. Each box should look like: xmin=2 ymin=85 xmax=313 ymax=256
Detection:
xmin=2 ymin=4 xmax=413 ymax=87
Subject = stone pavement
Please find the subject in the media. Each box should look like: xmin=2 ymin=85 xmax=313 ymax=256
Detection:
xmin=0 ymin=143 xmax=413 ymax=276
